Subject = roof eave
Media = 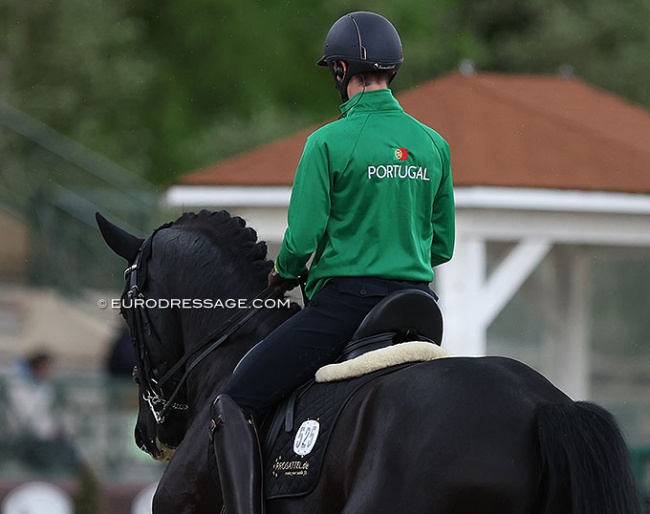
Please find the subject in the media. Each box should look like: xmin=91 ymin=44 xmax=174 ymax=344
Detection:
xmin=165 ymin=184 xmax=650 ymax=215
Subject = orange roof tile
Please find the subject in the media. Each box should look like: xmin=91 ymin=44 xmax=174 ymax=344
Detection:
xmin=178 ymin=73 xmax=650 ymax=194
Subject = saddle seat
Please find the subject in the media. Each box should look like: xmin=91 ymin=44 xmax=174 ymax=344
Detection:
xmin=341 ymin=289 xmax=443 ymax=361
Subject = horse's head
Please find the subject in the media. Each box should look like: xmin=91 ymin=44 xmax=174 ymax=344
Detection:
xmin=96 ymin=210 xmax=288 ymax=461
xmin=96 ymin=212 xmax=189 ymax=460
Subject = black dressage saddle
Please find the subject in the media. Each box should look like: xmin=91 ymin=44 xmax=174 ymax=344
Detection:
xmin=341 ymin=289 xmax=443 ymax=360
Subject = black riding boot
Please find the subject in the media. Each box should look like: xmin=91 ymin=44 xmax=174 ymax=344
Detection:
xmin=211 ymin=394 xmax=265 ymax=514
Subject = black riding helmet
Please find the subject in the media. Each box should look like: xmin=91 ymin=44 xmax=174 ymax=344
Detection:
xmin=317 ymin=11 xmax=403 ymax=102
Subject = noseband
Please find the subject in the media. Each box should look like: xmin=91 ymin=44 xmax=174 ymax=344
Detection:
xmin=122 ymin=229 xmax=277 ymax=424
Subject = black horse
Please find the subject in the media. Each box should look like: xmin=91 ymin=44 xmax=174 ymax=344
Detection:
xmin=97 ymin=210 xmax=641 ymax=514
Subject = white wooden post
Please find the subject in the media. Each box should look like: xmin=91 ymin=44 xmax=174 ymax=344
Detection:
xmin=540 ymin=246 xmax=590 ymax=399
xmin=437 ymin=235 xmax=487 ymax=356
xmin=438 ymin=236 xmax=551 ymax=357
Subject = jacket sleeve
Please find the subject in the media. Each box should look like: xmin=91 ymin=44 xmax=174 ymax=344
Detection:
xmin=431 ymin=139 xmax=455 ymax=267
xmin=275 ymin=135 xmax=331 ymax=278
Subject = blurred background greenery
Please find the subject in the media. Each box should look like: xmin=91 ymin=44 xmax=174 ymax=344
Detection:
xmin=2 ymin=0 xmax=649 ymax=185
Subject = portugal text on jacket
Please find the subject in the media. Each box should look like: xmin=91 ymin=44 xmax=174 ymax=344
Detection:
xmin=367 ymin=165 xmax=430 ymax=181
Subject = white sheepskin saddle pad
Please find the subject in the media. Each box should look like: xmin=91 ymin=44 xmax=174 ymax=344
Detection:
xmin=315 ymin=341 xmax=452 ymax=383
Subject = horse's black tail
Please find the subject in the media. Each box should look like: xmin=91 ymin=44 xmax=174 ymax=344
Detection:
xmin=537 ymin=401 xmax=642 ymax=514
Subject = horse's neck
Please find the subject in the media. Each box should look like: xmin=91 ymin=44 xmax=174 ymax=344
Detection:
xmin=182 ymin=288 xmax=295 ymax=409
xmin=156 ymin=223 xmax=294 ymax=409
xmin=156 ymin=221 xmax=276 ymax=354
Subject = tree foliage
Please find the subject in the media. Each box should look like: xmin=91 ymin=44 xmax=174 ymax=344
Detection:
xmin=1 ymin=0 xmax=649 ymax=184
xmin=451 ymin=0 xmax=650 ymax=108
xmin=0 ymin=0 xmax=158 ymax=174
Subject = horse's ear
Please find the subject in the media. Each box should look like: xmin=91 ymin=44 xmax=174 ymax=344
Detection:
xmin=95 ymin=212 xmax=144 ymax=262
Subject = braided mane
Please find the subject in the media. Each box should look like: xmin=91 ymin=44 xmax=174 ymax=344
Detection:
xmin=157 ymin=210 xmax=274 ymax=290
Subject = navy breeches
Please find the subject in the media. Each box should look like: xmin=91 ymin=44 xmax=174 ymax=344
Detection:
xmin=220 ymin=277 xmax=435 ymax=419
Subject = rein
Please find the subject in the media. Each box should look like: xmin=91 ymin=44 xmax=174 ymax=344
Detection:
xmin=123 ymin=232 xmax=278 ymax=424
xmin=153 ymin=286 xmax=278 ymax=422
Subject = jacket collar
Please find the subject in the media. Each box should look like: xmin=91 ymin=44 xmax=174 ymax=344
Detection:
xmin=339 ymin=89 xmax=402 ymax=117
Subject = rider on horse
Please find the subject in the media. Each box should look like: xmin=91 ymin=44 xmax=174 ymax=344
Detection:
xmin=211 ymin=11 xmax=455 ymax=514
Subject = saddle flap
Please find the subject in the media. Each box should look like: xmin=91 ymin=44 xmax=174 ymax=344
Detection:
xmin=262 ymin=364 xmax=414 ymax=500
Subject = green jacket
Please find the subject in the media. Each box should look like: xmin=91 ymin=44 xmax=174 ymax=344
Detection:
xmin=276 ymin=89 xmax=455 ymax=298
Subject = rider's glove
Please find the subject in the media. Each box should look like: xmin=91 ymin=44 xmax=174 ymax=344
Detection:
xmin=268 ymin=265 xmax=299 ymax=292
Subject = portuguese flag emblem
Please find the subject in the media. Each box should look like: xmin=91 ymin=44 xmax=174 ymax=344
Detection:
xmin=394 ymin=148 xmax=408 ymax=161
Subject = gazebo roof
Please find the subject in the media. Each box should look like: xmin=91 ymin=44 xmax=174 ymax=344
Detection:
xmin=177 ymin=72 xmax=650 ymax=195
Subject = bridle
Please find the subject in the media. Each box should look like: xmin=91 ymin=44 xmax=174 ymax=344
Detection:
xmin=121 ymin=228 xmax=278 ymax=424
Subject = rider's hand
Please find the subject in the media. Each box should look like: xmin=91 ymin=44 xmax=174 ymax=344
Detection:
xmin=268 ymin=266 xmax=299 ymax=292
